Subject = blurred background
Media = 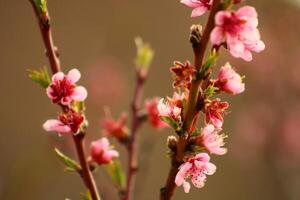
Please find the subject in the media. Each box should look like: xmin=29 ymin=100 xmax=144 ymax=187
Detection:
xmin=1 ymin=0 xmax=300 ymax=199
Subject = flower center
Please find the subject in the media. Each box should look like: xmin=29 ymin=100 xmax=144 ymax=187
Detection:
xmin=223 ymin=14 xmax=245 ymax=35
xmin=50 ymin=78 xmax=75 ymax=103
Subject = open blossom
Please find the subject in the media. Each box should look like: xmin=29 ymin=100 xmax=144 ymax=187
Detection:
xmin=181 ymin=0 xmax=212 ymax=17
xmin=205 ymin=99 xmax=229 ymax=128
xmin=157 ymin=92 xmax=187 ymax=122
xmin=175 ymin=153 xmax=216 ymax=193
xmin=145 ymin=98 xmax=169 ymax=129
xmin=43 ymin=109 xmax=84 ymax=135
xmin=90 ymin=138 xmax=119 ymax=165
xmin=46 ymin=68 xmax=87 ymax=106
xmin=215 ymin=63 xmax=245 ymax=95
xmin=211 ymin=6 xmax=265 ymax=61
xmin=196 ymin=124 xmax=227 ymax=155
xmin=101 ymin=113 xmax=129 ymax=141
xmin=170 ymin=61 xmax=195 ymax=89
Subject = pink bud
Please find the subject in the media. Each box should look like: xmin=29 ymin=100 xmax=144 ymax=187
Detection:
xmin=145 ymin=98 xmax=169 ymax=129
xmin=90 ymin=138 xmax=119 ymax=165
xmin=215 ymin=63 xmax=245 ymax=95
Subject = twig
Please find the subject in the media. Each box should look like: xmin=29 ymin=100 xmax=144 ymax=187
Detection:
xmin=122 ymin=69 xmax=147 ymax=200
xmin=160 ymin=1 xmax=221 ymax=199
xmin=28 ymin=1 xmax=100 ymax=199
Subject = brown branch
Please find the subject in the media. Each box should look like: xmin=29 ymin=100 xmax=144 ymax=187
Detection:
xmin=73 ymin=134 xmax=101 ymax=200
xmin=122 ymin=69 xmax=147 ymax=200
xmin=28 ymin=1 xmax=100 ymax=199
xmin=160 ymin=1 xmax=222 ymax=199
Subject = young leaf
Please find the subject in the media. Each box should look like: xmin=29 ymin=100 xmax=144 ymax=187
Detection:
xmin=54 ymin=148 xmax=81 ymax=172
xmin=204 ymin=86 xmax=218 ymax=98
xmin=160 ymin=116 xmax=179 ymax=130
xmin=28 ymin=67 xmax=51 ymax=88
xmin=202 ymin=49 xmax=218 ymax=73
xmin=105 ymin=160 xmax=126 ymax=189
xmin=134 ymin=37 xmax=154 ymax=69
xmin=34 ymin=0 xmax=47 ymax=13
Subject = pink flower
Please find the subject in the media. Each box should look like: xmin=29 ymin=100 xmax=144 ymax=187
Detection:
xmin=46 ymin=68 xmax=87 ymax=106
xmin=175 ymin=153 xmax=216 ymax=193
xmin=196 ymin=124 xmax=227 ymax=155
xmin=90 ymin=138 xmax=119 ymax=165
xmin=145 ymin=98 xmax=169 ymax=129
xmin=210 ymin=6 xmax=265 ymax=61
xmin=205 ymin=99 xmax=229 ymax=128
xmin=157 ymin=98 xmax=181 ymax=121
xmin=215 ymin=63 xmax=245 ymax=95
xmin=101 ymin=113 xmax=129 ymax=141
xmin=181 ymin=0 xmax=212 ymax=17
xmin=43 ymin=109 xmax=84 ymax=135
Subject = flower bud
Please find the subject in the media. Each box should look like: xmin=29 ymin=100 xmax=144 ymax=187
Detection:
xmin=167 ymin=136 xmax=178 ymax=151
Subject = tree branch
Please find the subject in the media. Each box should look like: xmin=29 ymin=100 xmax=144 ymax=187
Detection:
xmin=28 ymin=1 xmax=100 ymax=199
xmin=160 ymin=1 xmax=222 ymax=199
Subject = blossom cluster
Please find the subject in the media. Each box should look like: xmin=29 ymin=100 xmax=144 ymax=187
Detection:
xmin=42 ymin=68 xmax=119 ymax=165
xmin=159 ymin=0 xmax=265 ymax=193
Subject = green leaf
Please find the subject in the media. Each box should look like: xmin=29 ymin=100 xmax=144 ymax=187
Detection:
xmin=204 ymin=86 xmax=218 ymax=98
xmin=28 ymin=67 xmax=51 ymax=88
xmin=202 ymin=49 xmax=218 ymax=73
xmin=54 ymin=148 xmax=81 ymax=172
xmin=105 ymin=160 xmax=126 ymax=189
xmin=160 ymin=116 xmax=179 ymax=130
xmin=134 ymin=37 xmax=154 ymax=69
xmin=34 ymin=0 xmax=47 ymax=13
xmin=81 ymin=191 xmax=92 ymax=200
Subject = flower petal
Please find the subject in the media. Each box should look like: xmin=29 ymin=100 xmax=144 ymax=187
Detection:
xmin=43 ymin=119 xmax=71 ymax=134
xmin=191 ymin=6 xmax=208 ymax=18
xmin=210 ymin=27 xmax=224 ymax=45
xmin=72 ymin=86 xmax=88 ymax=102
xmin=67 ymin=68 xmax=81 ymax=83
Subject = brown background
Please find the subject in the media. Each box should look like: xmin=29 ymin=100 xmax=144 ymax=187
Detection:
xmin=1 ymin=0 xmax=300 ymax=199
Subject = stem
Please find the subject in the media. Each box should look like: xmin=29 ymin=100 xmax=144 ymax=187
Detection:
xmin=160 ymin=1 xmax=221 ymax=199
xmin=73 ymin=135 xmax=101 ymax=200
xmin=29 ymin=0 xmax=61 ymax=73
xmin=122 ymin=69 xmax=146 ymax=200
xmin=29 ymin=1 xmax=100 ymax=199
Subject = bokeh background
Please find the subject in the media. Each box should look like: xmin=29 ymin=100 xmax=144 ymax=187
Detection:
xmin=1 ymin=0 xmax=300 ymax=199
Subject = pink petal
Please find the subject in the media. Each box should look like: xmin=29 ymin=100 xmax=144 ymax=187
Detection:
xmin=183 ymin=181 xmax=191 ymax=193
xmin=191 ymin=172 xmax=206 ymax=188
xmin=210 ymin=27 xmax=224 ymax=45
xmin=191 ymin=6 xmax=208 ymax=17
xmin=180 ymin=0 xmax=199 ymax=8
xmin=61 ymin=96 xmax=72 ymax=106
xmin=240 ymin=49 xmax=253 ymax=62
xmin=67 ymin=68 xmax=81 ymax=83
xmin=46 ymin=87 xmax=54 ymax=99
xmin=43 ymin=119 xmax=71 ymax=134
xmin=52 ymin=72 xmax=64 ymax=82
xmin=203 ymin=124 xmax=215 ymax=136
xmin=195 ymin=153 xmax=210 ymax=162
xmin=213 ymin=147 xmax=228 ymax=155
xmin=215 ymin=11 xmax=231 ymax=26
xmin=204 ymin=162 xmax=217 ymax=175
xmin=72 ymin=86 xmax=88 ymax=102
xmin=91 ymin=138 xmax=110 ymax=153
xmin=236 ymin=6 xmax=257 ymax=20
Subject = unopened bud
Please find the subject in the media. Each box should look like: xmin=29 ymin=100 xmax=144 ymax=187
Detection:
xmin=190 ymin=24 xmax=202 ymax=48
xmin=167 ymin=136 xmax=178 ymax=151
